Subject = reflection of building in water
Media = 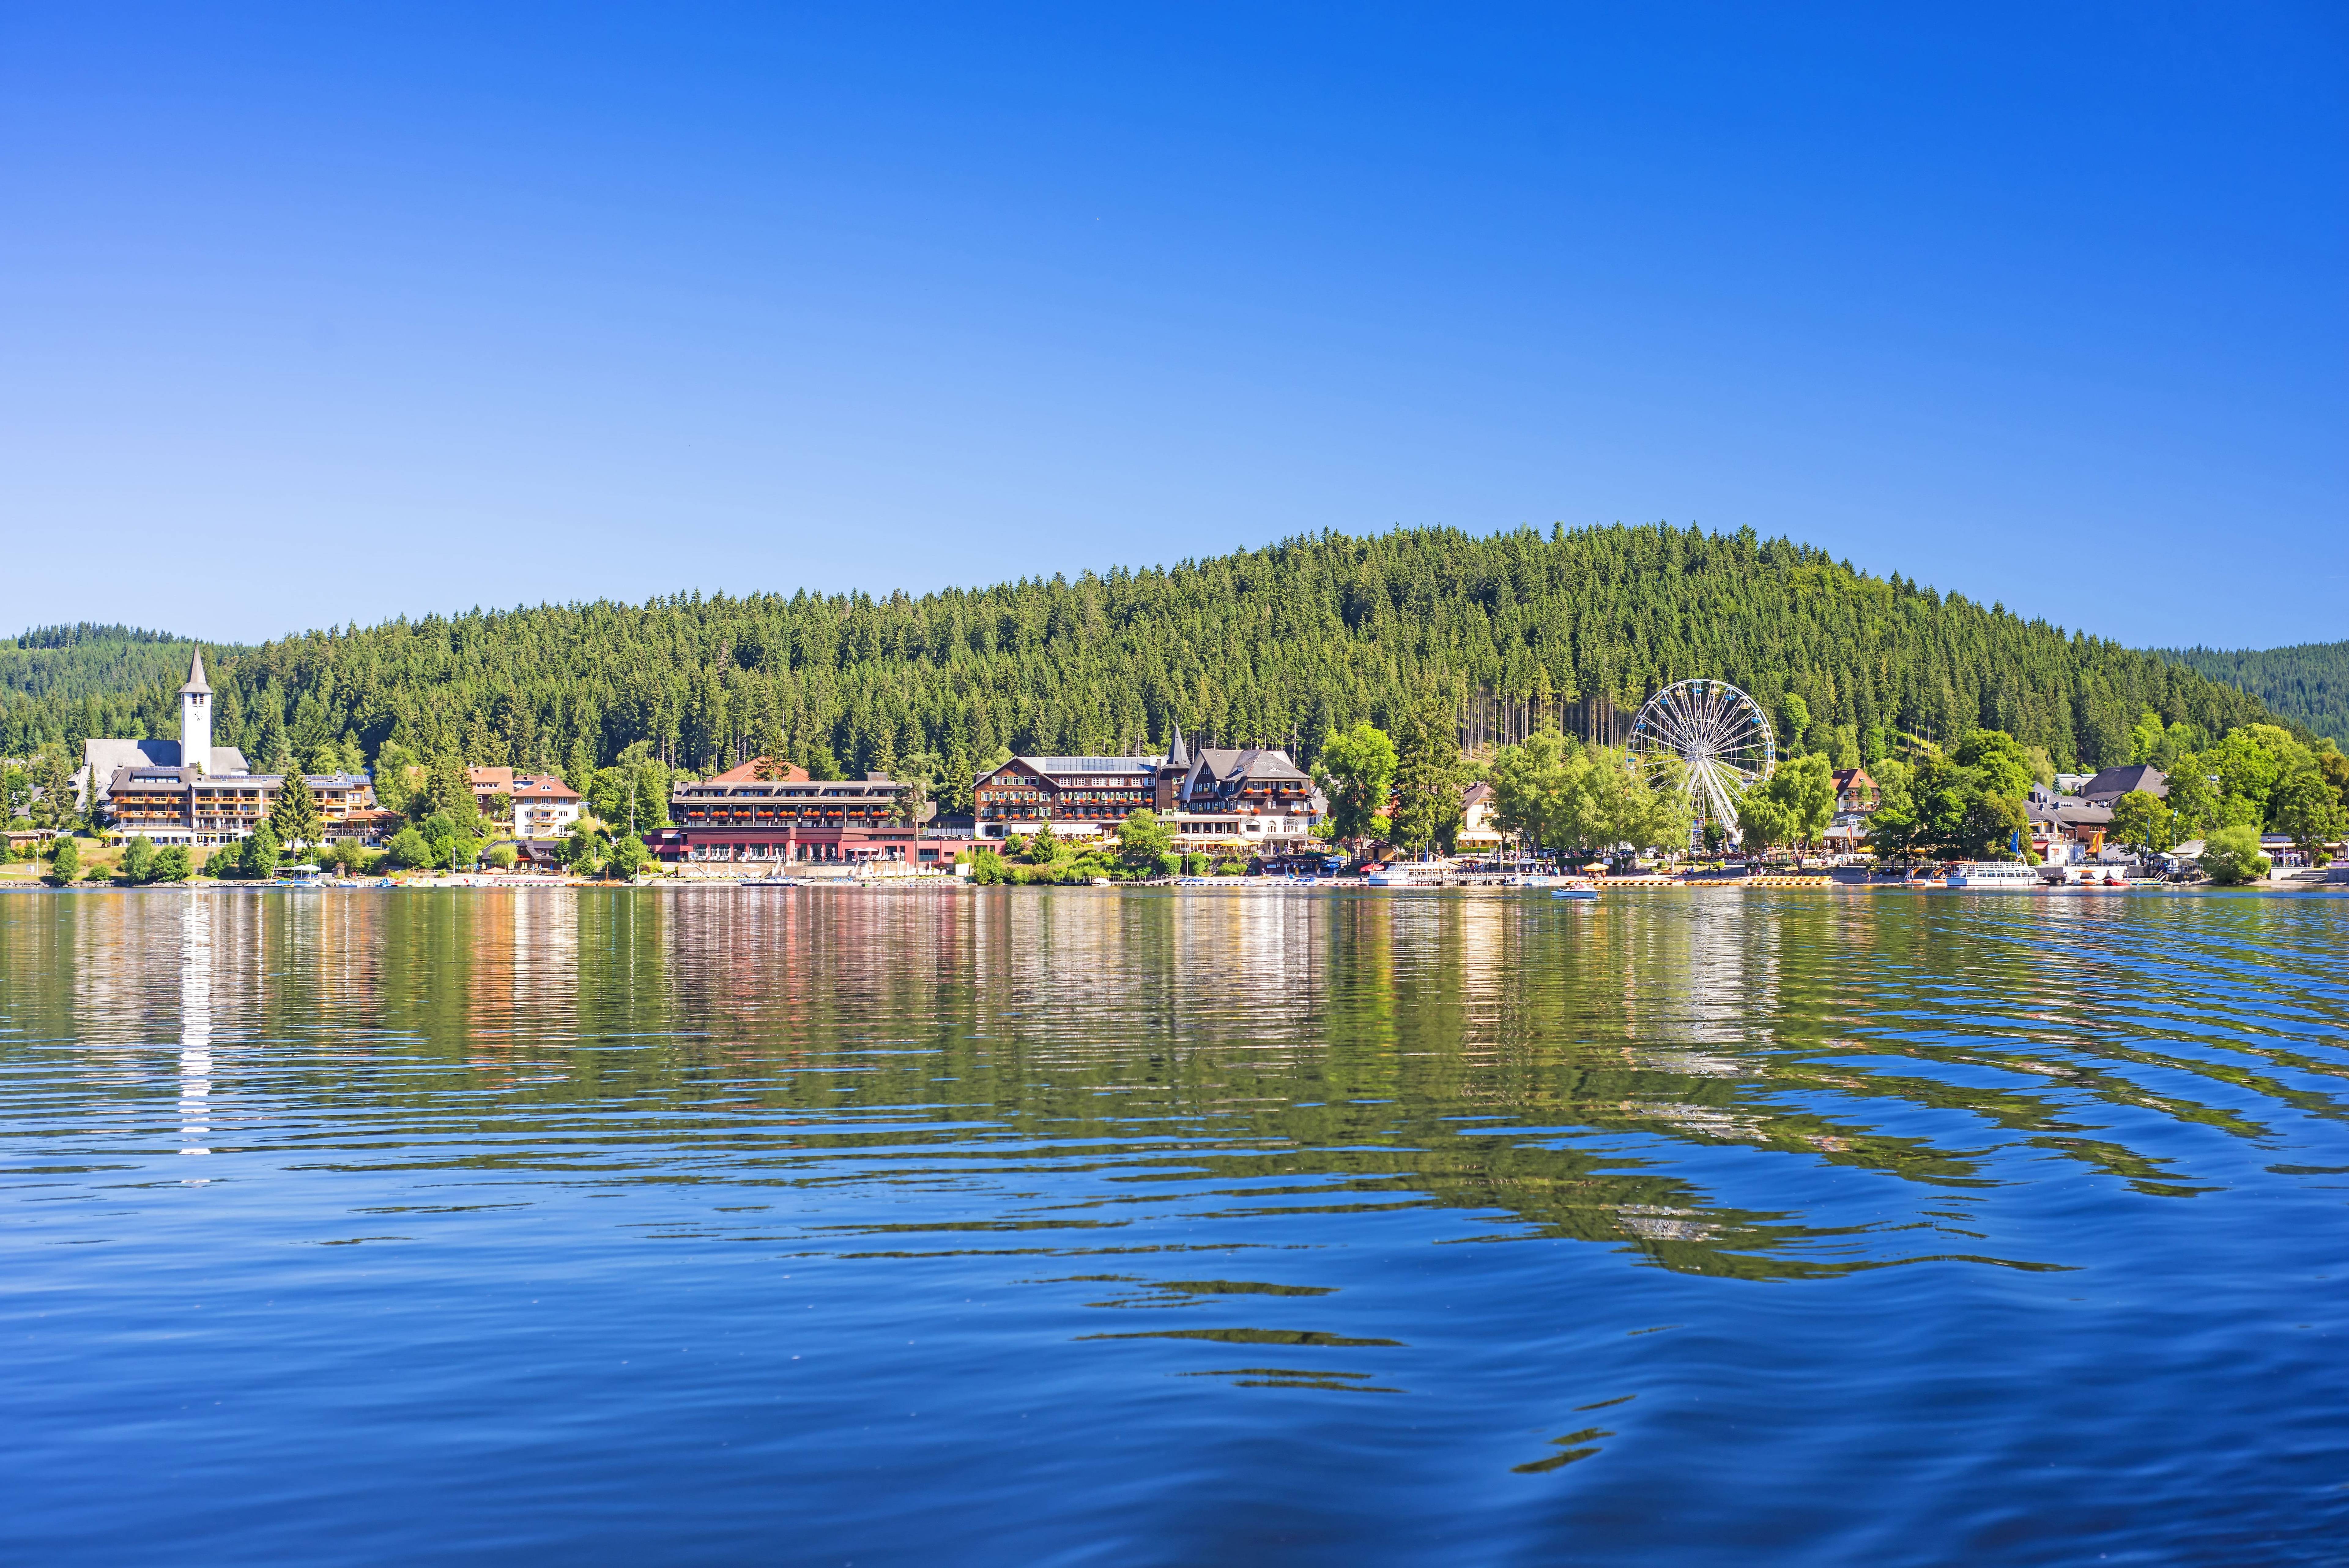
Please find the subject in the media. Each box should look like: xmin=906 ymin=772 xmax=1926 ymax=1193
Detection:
xmin=180 ymin=896 xmax=212 ymax=1163
xmin=966 ymin=892 xmax=1330 ymax=1062
xmin=509 ymin=890 xmax=580 ymax=1037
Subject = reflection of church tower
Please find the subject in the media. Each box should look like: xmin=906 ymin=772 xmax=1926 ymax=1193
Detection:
xmin=180 ymin=650 xmax=212 ymax=775
xmin=1155 ymin=724 xmax=1191 ymax=813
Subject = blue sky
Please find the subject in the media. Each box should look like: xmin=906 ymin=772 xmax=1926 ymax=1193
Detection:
xmin=3 ymin=5 xmax=2342 ymax=649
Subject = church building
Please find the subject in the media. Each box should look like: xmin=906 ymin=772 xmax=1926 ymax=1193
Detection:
xmin=76 ymin=650 xmax=249 ymax=812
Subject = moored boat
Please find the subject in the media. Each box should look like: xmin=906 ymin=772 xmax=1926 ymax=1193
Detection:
xmin=1943 ymin=861 xmax=2038 ymax=890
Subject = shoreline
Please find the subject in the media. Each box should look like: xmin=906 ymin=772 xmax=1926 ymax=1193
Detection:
xmin=2 ymin=877 xmax=2338 ymax=897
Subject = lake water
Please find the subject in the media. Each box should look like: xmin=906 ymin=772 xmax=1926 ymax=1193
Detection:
xmin=4 ymin=887 xmax=2346 ymax=1564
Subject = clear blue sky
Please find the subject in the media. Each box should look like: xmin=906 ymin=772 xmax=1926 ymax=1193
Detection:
xmin=3 ymin=5 xmax=2342 ymax=650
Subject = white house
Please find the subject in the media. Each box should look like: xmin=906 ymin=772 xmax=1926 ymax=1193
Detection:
xmin=509 ymin=774 xmax=584 ymax=841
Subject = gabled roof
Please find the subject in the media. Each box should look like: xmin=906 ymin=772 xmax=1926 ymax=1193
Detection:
xmin=1192 ymin=747 xmax=1309 ymax=785
xmin=2079 ymin=763 xmax=2166 ymax=800
xmin=510 ymin=775 xmax=581 ymax=801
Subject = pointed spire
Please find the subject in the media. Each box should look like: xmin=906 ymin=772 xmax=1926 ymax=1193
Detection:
xmin=179 ymin=648 xmax=211 ymax=695
xmin=1166 ymin=723 xmax=1189 ymax=770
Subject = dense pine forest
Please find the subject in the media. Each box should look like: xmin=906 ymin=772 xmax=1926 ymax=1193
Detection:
xmin=2160 ymin=639 xmax=2349 ymax=747
xmin=1 ymin=525 xmax=2284 ymax=810
xmin=2 ymin=625 xmax=246 ymax=709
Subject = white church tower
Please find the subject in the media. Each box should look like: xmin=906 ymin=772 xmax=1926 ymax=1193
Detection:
xmin=180 ymin=649 xmax=212 ymax=775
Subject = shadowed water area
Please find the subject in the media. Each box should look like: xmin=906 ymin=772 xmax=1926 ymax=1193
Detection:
xmin=4 ymin=887 xmax=2346 ymax=1563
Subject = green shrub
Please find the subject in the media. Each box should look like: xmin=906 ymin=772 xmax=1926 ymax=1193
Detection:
xmin=2198 ymin=823 xmax=2271 ymax=886
xmin=607 ymin=835 xmax=650 ymax=879
xmin=151 ymin=845 xmax=193 ymax=882
xmin=45 ymin=837 xmax=79 ymax=885
xmin=387 ymin=825 xmax=433 ymax=869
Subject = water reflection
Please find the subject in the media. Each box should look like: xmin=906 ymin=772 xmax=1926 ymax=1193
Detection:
xmin=5 ymin=887 xmax=2347 ymax=1562
xmin=178 ymin=895 xmax=211 ymax=1163
xmin=11 ymin=889 xmax=2347 ymax=1279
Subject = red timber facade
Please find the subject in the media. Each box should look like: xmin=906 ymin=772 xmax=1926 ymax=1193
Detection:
xmin=646 ymin=758 xmax=954 ymax=868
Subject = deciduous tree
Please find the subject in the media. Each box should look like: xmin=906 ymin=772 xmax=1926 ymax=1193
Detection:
xmin=1315 ymin=722 xmax=1398 ymax=844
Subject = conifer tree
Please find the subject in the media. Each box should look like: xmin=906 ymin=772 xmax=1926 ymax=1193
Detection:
xmin=269 ymin=771 xmax=324 ymax=849
xmin=1390 ymin=687 xmax=1464 ymax=855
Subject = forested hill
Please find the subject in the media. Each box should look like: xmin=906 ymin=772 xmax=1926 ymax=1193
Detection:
xmin=2 ymin=625 xmax=247 ymax=710
xmin=2159 ymin=640 xmax=2349 ymax=747
xmin=1 ymin=526 xmax=2280 ymax=804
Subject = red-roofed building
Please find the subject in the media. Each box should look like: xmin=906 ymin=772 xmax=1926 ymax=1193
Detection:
xmin=702 ymin=757 xmax=812 ymax=785
xmin=509 ymin=774 xmax=584 ymax=841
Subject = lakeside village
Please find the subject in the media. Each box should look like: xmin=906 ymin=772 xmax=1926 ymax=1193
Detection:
xmin=5 ymin=652 xmax=2347 ymax=893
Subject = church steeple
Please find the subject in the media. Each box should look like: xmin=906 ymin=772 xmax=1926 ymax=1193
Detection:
xmin=1155 ymin=723 xmax=1191 ymax=813
xmin=180 ymin=649 xmax=212 ymax=773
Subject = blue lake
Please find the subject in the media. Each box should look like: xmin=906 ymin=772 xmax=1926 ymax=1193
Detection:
xmin=4 ymin=887 xmax=2345 ymax=1564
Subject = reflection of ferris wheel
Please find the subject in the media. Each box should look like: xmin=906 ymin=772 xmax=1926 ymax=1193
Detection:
xmin=1631 ymin=680 xmax=1775 ymax=835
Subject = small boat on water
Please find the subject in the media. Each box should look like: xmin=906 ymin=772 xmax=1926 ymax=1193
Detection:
xmin=1551 ymin=886 xmax=1598 ymax=901
xmin=1944 ymin=861 xmax=2038 ymax=890
xmin=1366 ymin=862 xmax=1451 ymax=888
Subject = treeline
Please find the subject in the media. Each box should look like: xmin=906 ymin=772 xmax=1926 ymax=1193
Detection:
xmin=2160 ymin=639 xmax=2349 ymax=746
xmin=3 ymin=525 xmax=2283 ymax=810
xmin=0 ymin=624 xmax=247 ymax=731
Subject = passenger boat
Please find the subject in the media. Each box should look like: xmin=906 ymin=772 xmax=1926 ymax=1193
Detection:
xmin=1551 ymin=884 xmax=1598 ymax=901
xmin=1943 ymin=861 xmax=2039 ymax=890
xmin=1366 ymin=862 xmax=1450 ymax=887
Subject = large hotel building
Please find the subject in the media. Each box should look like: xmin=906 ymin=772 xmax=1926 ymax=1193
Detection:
xmin=646 ymin=760 xmax=956 ymax=868
xmin=974 ymin=727 xmax=1324 ymax=856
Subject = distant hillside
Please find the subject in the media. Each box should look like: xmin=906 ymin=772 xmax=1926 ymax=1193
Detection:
xmin=0 ymin=626 xmax=255 ymax=752
xmin=2159 ymin=639 xmax=2349 ymax=746
xmin=0 ymin=526 xmax=2284 ymax=799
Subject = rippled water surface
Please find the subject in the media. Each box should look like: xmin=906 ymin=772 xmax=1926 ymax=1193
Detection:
xmin=5 ymin=887 xmax=2347 ymax=1564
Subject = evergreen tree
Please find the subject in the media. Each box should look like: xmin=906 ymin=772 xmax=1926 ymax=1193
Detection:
xmin=1389 ymin=687 xmax=1464 ymax=855
xmin=34 ymin=752 xmax=77 ymax=831
xmin=269 ymin=771 xmax=325 ymax=849
xmin=425 ymin=753 xmax=475 ymax=824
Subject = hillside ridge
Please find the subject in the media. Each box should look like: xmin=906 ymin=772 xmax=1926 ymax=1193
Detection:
xmin=4 ymin=524 xmax=2286 ymax=805
xmin=2158 ymin=639 xmax=2348 ymax=746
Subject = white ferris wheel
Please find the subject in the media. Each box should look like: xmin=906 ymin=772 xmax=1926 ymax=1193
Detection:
xmin=1630 ymin=679 xmax=1775 ymax=838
